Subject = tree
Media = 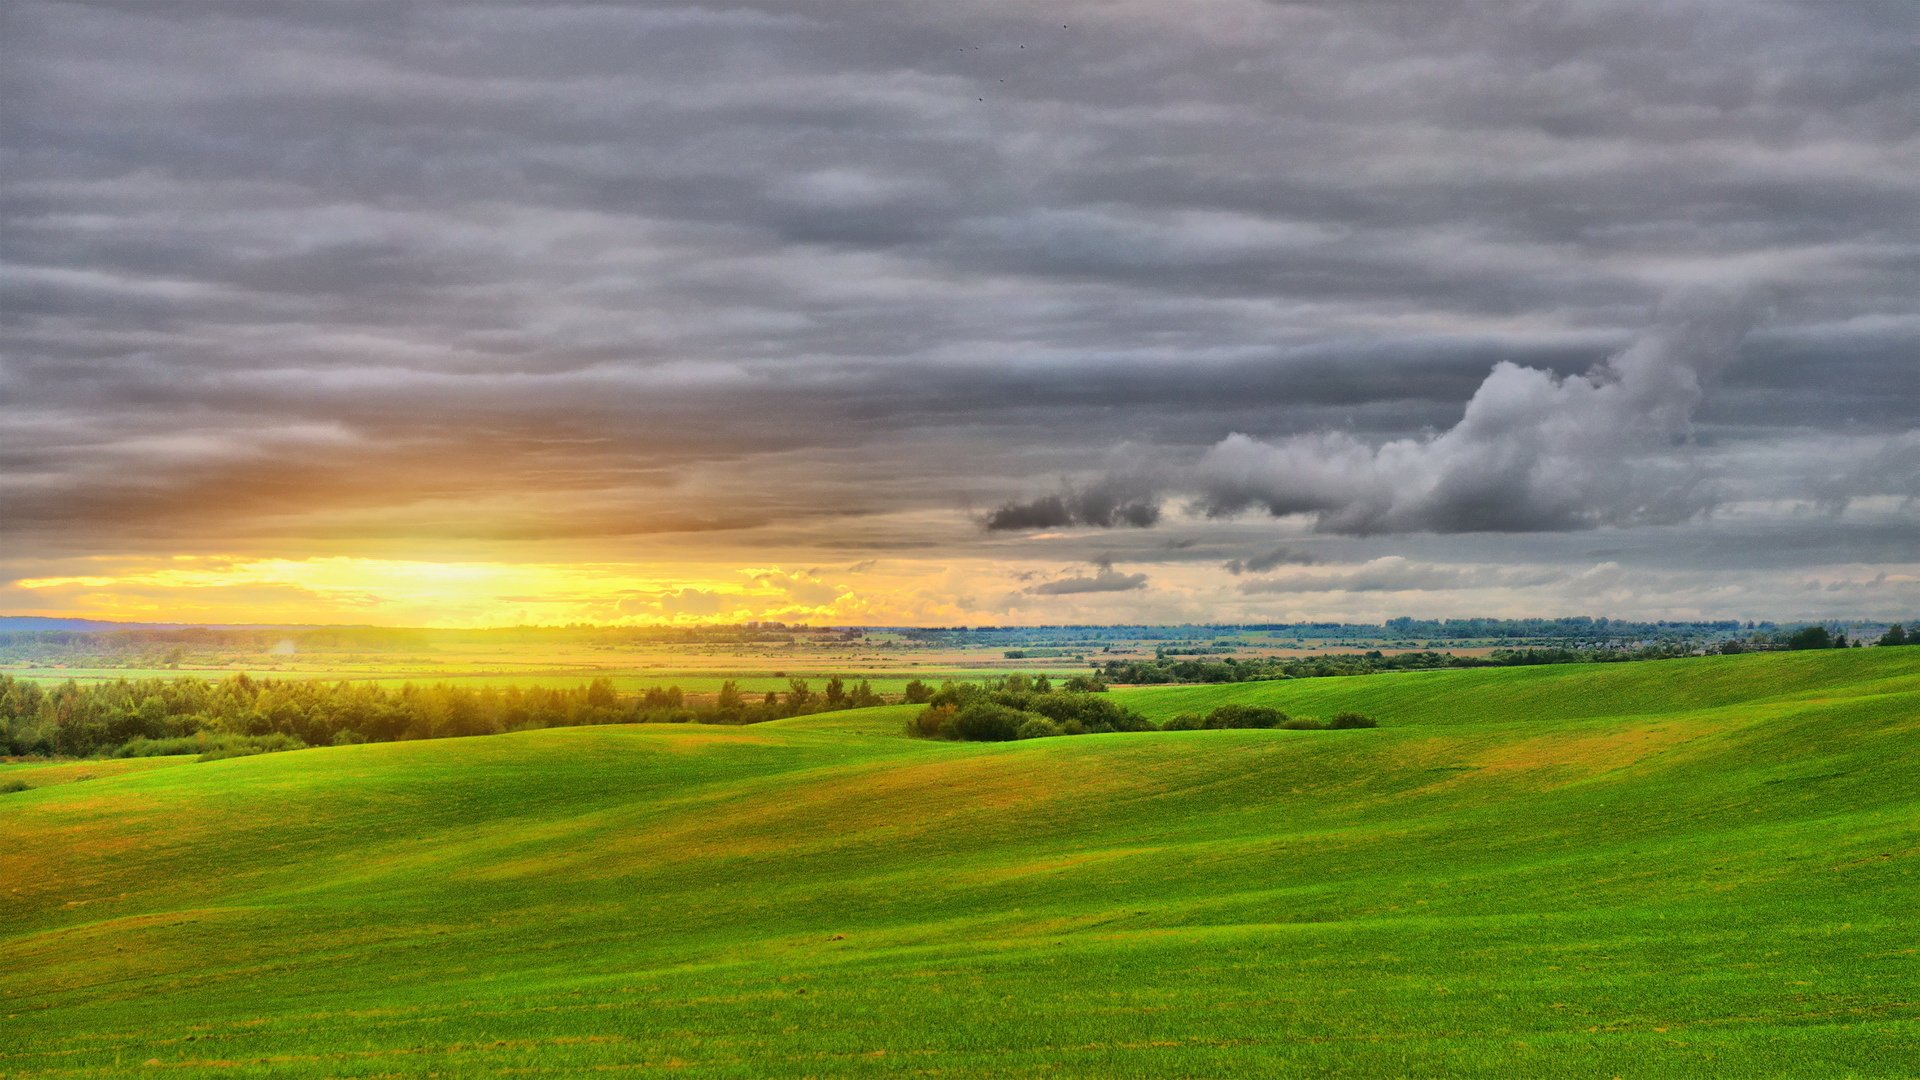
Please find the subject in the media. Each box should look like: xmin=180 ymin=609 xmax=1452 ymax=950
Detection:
xmin=1880 ymin=624 xmax=1910 ymax=647
xmin=586 ymin=677 xmax=618 ymax=709
xmin=716 ymin=680 xmax=743 ymax=713
xmin=902 ymin=679 xmax=933 ymax=704
xmin=1786 ymin=626 xmax=1833 ymax=650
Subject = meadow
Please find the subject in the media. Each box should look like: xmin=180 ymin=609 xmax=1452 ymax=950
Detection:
xmin=4 ymin=647 xmax=1918 ymax=1077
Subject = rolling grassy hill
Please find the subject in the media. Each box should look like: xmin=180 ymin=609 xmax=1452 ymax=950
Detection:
xmin=4 ymin=649 xmax=1917 ymax=1077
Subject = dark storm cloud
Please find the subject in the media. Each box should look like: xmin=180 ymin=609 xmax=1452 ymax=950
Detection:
xmin=2 ymin=0 xmax=1917 ymax=597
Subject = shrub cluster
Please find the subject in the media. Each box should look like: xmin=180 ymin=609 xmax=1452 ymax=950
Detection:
xmin=906 ymin=676 xmax=1377 ymax=741
xmin=906 ymin=675 xmax=1154 ymax=741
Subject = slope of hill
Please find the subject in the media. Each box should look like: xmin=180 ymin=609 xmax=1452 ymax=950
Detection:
xmin=4 ymin=650 xmax=1918 ymax=1077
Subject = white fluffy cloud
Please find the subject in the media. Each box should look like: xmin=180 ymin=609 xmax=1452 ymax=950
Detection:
xmin=1192 ymin=291 xmax=1758 ymax=533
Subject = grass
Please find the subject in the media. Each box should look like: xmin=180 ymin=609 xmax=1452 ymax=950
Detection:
xmin=3 ymin=648 xmax=1918 ymax=1077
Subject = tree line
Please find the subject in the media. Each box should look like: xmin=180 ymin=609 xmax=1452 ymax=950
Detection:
xmin=0 ymin=673 xmax=883 ymax=760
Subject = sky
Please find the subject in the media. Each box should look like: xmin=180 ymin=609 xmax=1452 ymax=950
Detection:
xmin=2 ymin=0 xmax=1917 ymax=627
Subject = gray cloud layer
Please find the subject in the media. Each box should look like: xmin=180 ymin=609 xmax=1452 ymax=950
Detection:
xmin=2 ymin=0 xmax=1916 ymax=614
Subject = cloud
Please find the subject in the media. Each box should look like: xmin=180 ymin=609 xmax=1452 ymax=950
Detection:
xmin=1028 ymin=559 xmax=1150 ymax=595
xmin=1809 ymin=430 xmax=1920 ymax=513
xmin=747 ymin=568 xmax=846 ymax=607
xmin=1224 ymin=545 xmax=1320 ymax=575
xmin=1237 ymin=557 xmax=1566 ymax=594
xmin=985 ymin=478 xmax=1162 ymax=531
xmin=1193 ymin=290 xmax=1761 ymax=533
xmin=621 ymin=588 xmax=732 ymax=618
xmin=996 ymin=291 xmax=1764 ymax=537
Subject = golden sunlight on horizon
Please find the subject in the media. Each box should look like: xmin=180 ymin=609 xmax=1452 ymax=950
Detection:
xmin=8 ymin=556 xmax=902 ymax=628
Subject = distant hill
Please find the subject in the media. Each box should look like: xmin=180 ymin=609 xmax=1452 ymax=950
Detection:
xmin=0 ymin=616 xmax=324 ymax=632
xmin=0 ymin=616 xmax=173 ymax=632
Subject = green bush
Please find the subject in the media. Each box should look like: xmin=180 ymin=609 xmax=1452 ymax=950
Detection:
xmin=0 ymin=778 xmax=30 ymax=794
xmin=1015 ymin=717 xmax=1062 ymax=740
xmin=1203 ymin=704 xmax=1287 ymax=729
xmin=1159 ymin=712 xmax=1204 ymax=731
xmin=1329 ymin=711 xmax=1378 ymax=729
xmin=951 ymin=701 xmax=1028 ymax=742
xmin=907 ymin=704 xmax=956 ymax=739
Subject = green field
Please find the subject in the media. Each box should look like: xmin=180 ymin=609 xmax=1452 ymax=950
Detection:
xmin=5 ymin=649 xmax=1918 ymax=1077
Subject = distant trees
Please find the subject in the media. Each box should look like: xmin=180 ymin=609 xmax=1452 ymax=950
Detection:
xmin=1772 ymin=623 xmax=1920 ymax=650
xmin=1092 ymin=641 xmax=1748 ymax=686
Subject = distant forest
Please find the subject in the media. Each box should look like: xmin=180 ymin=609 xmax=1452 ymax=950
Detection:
xmin=0 ymin=674 xmax=884 ymax=760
